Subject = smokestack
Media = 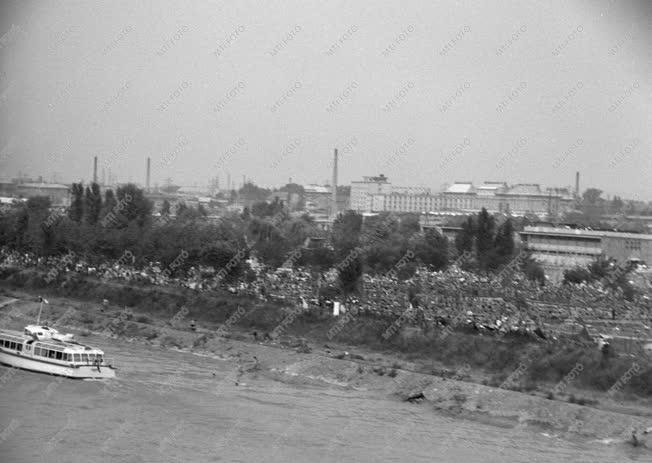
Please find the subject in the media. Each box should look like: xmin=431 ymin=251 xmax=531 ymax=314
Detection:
xmin=93 ymin=156 xmax=98 ymax=184
xmin=575 ymin=171 xmax=580 ymax=198
xmin=146 ymin=157 xmax=151 ymax=192
xmin=332 ymin=148 xmax=338 ymax=217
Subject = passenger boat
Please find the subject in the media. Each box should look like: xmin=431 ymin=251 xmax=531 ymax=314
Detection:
xmin=0 ymin=325 xmax=116 ymax=379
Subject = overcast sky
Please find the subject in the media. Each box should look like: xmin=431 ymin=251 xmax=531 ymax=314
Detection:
xmin=0 ymin=0 xmax=650 ymax=199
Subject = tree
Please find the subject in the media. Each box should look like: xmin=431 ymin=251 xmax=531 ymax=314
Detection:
xmin=582 ymin=188 xmax=603 ymax=206
xmin=331 ymin=211 xmax=362 ymax=259
xmin=398 ymin=214 xmax=420 ymax=236
xmin=413 ymin=228 xmax=448 ymax=270
xmin=200 ymin=241 xmax=247 ymax=281
xmin=103 ymin=189 xmax=117 ymax=216
xmin=476 ymin=208 xmax=496 ymax=269
xmin=23 ymin=197 xmax=52 ymax=254
xmin=69 ymin=182 xmax=84 ymax=222
xmin=239 ymin=182 xmax=271 ymax=203
xmin=116 ymin=184 xmax=152 ymax=226
xmin=610 ymin=196 xmax=624 ymax=214
xmin=581 ymin=188 xmax=605 ymax=222
xmin=455 ymin=216 xmax=474 ymax=255
xmin=251 ymin=197 xmax=284 ymax=218
xmin=299 ymin=246 xmax=335 ymax=274
xmin=84 ymin=182 xmax=102 ymax=224
xmin=494 ymin=218 xmax=515 ymax=266
xmin=337 ymin=254 xmax=363 ymax=295
xmin=520 ymin=250 xmax=545 ymax=285
xmin=161 ymin=199 xmax=171 ymax=215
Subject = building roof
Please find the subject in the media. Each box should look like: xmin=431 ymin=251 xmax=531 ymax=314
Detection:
xmin=446 ymin=183 xmax=474 ymax=194
xmin=504 ymin=184 xmax=541 ymax=195
xmin=304 ymin=184 xmax=330 ymax=194
xmin=359 ymin=174 xmax=389 ymax=183
xmin=17 ymin=183 xmax=69 ymax=190
xmin=521 ymin=226 xmax=652 ymax=241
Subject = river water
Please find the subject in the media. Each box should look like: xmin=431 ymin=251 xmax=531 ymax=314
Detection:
xmin=0 ymin=335 xmax=647 ymax=462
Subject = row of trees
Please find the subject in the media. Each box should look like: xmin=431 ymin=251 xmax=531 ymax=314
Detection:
xmin=1 ymin=184 xmax=546 ymax=293
xmin=563 ymin=188 xmax=652 ymax=232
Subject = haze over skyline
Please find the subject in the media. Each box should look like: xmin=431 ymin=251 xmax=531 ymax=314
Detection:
xmin=0 ymin=0 xmax=650 ymax=199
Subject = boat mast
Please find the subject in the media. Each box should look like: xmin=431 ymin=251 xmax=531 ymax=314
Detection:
xmin=36 ymin=296 xmax=49 ymax=325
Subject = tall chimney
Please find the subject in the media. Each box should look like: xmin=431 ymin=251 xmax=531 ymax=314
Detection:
xmin=332 ymin=148 xmax=338 ymax=217
xmin=93 ymin=156 xmax=98 ymax=184
xmin=575 ymin=171 xmax=580 ymax=198
xmin=146 ymin=157 xmax=151 ymax=192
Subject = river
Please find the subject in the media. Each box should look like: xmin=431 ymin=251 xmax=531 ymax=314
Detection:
xmin=0 ymin=335 xmax=647 ymax=462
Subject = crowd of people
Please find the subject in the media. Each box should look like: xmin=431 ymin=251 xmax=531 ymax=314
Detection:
xmin=1 ymin=247 xmax=650 ymax=339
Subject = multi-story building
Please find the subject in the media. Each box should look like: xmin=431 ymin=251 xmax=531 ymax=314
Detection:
xmin=350 ymin=175 xmax=574 ymax=218
xmin=350 ymin=174 xmax=391 ymax=212
xmin=520 ymin=225 xmax=652 ymax=281
xmin=304 ymin=184 xmax=331 ymax=213
xmin=441 ymin=182 xmax=476 ymax=212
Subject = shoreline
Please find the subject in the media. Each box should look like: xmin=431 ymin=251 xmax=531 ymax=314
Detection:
xmin=1 ymin=287 xmax=651 ymax=447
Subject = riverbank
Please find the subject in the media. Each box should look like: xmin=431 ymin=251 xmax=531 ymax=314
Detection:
xmin=1 ymin=267 xmax=651 ymax=397
xmin=1 ymin=282 xmax=652 ymax=446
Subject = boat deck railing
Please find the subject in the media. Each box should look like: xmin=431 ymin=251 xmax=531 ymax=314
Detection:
xmin=74 ymin=358 xmax=117 ymax=369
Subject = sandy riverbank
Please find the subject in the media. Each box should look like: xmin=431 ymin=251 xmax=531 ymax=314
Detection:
xmin=1 ymin=287 xmax=652 ymax=448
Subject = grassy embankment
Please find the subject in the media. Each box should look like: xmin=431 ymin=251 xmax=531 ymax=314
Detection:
xmin=1 ymin=266 xmax=651 ymax=398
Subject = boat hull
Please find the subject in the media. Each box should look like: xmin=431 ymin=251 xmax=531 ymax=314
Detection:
xmin=0 ymin=351 xmax=116 ymax=379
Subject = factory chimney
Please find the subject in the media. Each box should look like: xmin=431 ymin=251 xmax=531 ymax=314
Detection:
xmin=93 ymin=156 xmax=98 ymax=184
xmin=575 ymin=171 xmax=580 ymax=199
xmin=331 ymin=148 xmax=338 ymax=217
xmin=146 ymin=157 xmax=151 ymax=192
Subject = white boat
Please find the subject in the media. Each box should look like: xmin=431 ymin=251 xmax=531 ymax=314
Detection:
xmin=0 ymin=325 xmax=116 ymax=379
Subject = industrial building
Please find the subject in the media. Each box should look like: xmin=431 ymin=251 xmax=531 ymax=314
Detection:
xmin=520 ymin=226 xmax=652 ymax=281
xmin=15 ymin=183 xmax=71 ymax=207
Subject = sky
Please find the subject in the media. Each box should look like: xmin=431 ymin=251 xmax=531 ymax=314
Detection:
xmin=0 ymin=0 xmax=650 ymax=199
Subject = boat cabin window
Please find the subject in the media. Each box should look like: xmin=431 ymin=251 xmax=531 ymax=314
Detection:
xmin=48 ymin=350 xmax=56 ymax=359
xmin=15 ymin=344 xmax=22 ymax=351
xmin=34 ymin=347 xmax=41 ymax=356
xmin=82 ymin=354 xmax=88 ymax=363
xmin=73 ymin=354 xmax=81 ymax=362
xmin=88 ymin=353 xmax=96 ymax=362
xmin=55 ymin=352 xmax=63 ymax=360
xmin=9 ymin=342 xmax=16 ymax=350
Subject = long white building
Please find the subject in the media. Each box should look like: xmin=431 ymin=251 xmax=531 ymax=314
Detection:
xmin=350 ymin=175 xmax=574 ymax=218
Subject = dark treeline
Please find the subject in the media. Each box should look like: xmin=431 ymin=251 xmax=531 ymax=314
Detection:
xmin=0 ymin=183 xmax=541 ymax=291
